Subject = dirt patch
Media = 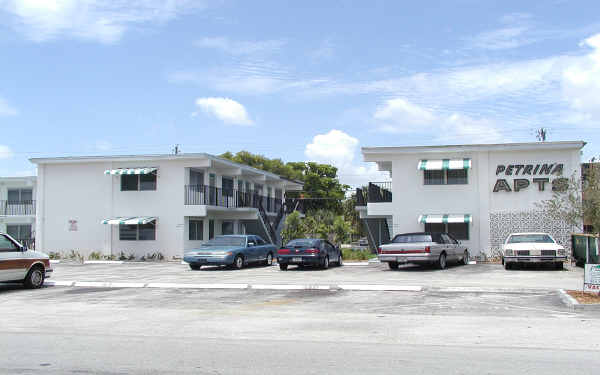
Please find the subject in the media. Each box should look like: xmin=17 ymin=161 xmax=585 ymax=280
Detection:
xmin=567 ymin=290 xmax=600 ymax=304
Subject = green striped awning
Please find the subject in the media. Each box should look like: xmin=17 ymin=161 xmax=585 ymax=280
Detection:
xmin=104 ymin=167 xmax=157 ymax=175
xmin=101 ymin=216 xmax=157 ymax=225
xmin=417 ymin=159 xmax=471 ymax=170
xmin=418 ymin=214 xmax=472 ymax=224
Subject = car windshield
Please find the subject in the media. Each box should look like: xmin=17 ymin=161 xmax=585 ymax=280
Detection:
xmin=507 ymin=234 xmax=554 ymax=244
xmin=393 ymin=234 xmax=432 ymax=243
xmin=285 ymin=239 xmax=316 ymax=247
xmin=203 ymin=236 xmax=246 ymax=247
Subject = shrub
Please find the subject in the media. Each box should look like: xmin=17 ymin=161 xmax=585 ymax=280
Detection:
xmin=48 ymin=252 xmax=62 ymax=260
xmin=88 ymin=251 xmax=102 ymax=260
xmin=342 ymin=248 xmax=376 ymax=261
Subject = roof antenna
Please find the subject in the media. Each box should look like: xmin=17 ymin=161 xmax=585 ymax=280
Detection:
xmin=172 ymin=144 xmax=181 ymax=155
xmin=536 ymin=128 xmax=547 ymax=142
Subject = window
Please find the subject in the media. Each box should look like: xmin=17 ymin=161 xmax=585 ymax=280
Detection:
xmin=121 ymin=172 xmax=156 ymax=191
xmin=222 ymin=177 xmax=234 ymax=197
xmin=6 ymin=224 xmax=32 ymax=240
xmin=0 ymin=235 xmax=19 ymax=252
xmin=255 ymin=236 xmax=266 ymax=245
xmin=425 ymin=222 xmax=469 ymax=240
xmin=7 ymin=189 xmax=32 ymax=202
xmin=190 ymin=170 xmax=204 ymax=186
xmin=119 ymin=224 xmax=155 ymax=241
xmin=189 ymin=219 xmax=203 ymax=241
xmin=222 ymin=221 xmax=234 ymax=235
xmin=424 ymin=169 xmax=468 ymax=185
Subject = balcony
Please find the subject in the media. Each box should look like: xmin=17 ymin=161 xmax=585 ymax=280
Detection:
xmin=184 ymin=185 xmax=280 ymax=213
xmin=367 ymin=182 xmax=392 ymax=203
xmin=0 ymin=200 xmax=36 ymax=216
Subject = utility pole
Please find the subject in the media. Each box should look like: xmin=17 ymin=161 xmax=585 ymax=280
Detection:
xmin=172 ymin=144 xmax=180 ymax=155
xmin=536 ymin=128 xmax=547 ymax=142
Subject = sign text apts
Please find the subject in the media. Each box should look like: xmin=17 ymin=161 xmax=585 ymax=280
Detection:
xmin=493 ymin=163 xmax=568 ymax=193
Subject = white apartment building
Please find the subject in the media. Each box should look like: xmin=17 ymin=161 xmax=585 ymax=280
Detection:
xmin=31 ymin=153 xmax=303 ymax=259
xmin=357 ymin=141 xmax=584 ymax=256
xmin=0 ymin=176 xmax=37 ymax=249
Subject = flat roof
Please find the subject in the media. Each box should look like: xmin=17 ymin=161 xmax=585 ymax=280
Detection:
xmin=30 ymin=152 xmax=303 ymax=186
xmin=362 ymin=140 xmax=586 ymax=156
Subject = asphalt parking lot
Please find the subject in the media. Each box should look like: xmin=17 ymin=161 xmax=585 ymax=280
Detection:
xmin=1 ymin=262 xmax=597 ymax=374
xmin=44 ymin=260 xmax=585 ymax=291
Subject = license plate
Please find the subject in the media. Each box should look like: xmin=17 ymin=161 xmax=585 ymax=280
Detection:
xmin=292 ymin=257 xmax=303 ymax=262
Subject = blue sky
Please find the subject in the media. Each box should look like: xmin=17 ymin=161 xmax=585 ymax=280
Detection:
xmin=0 ymin=0 xmax=599 ymax=187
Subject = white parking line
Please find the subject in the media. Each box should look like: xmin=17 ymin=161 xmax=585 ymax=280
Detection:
xmin=338 ymin=284 xmax=422 ymax=292
xmin=83 ymin=261 xmax=125 ymax=265
xmin=251 ymin=284 xmax=331 ymax=290
xmin=147 ymin=283 xmax=249 ymax=289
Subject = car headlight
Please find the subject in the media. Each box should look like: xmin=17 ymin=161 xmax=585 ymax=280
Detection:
xmin=504 ymin=249 xmax=514 ymax=256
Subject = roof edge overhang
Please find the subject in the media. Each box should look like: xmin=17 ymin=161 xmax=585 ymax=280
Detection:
xmin=362 ymin=141 xmax=586 ymax=162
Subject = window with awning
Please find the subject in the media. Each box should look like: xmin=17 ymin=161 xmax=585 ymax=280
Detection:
xmin=419 ymin=159 xmax=471 ymax=185
xmin=101 ymin=216 xmax=157 ymax=225
xmin=104 ymin=167 xmax=157 ymax=175
xmin=419 ymin=214 xmax=471 ymax=240
xmin=417 ymin=159 xmax=471 ymax=170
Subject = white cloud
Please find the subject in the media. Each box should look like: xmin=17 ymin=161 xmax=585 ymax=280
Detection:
xmin=305 ymin=129 xmax=389 ymax=188
xmin=562 ymin=33 xmax=600 ymax=123
xmin=0 ymin=145 xmax=14 ymax=159
xmin=0 ymin=97 xmax=18 ymax=116
xmin=374 ymin=98 xmax=435 ymax=128
xmin=194 ymin=97 xmax=254 ymax=126
xmin=467 ymin=26 xmax=535 ymax=50
xmin=195 ymin=37 xmax=286 ymax=55
xmin=0 ymin=0 xmax=201 ymax=43
xmin=375 ymin=97 xmax=504 ymax=143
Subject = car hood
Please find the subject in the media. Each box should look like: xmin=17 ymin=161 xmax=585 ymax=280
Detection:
xmin=503 ymin=243 xmax=563 ymax=250
xmin=26 ymin=250 xmax=50 ymax=259
xmin=185 ymin=246 xmax=242 ymax=255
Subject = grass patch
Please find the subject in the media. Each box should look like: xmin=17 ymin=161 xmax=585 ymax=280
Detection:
xmin=342 ymin=248 xmax=376 ymax=261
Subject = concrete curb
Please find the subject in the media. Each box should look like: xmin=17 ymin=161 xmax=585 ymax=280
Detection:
xmin=433 ymin=286 xmax=554 ymax=294
xmin=45 ymin=280 xmax=421 ymax=292
xmin=558 ymin=289 xmax=600 ymax=311
xmin=84 ymin=260 xmax=124 ymax=265
xmin=50 ymin=260 xmax=61 ymax=264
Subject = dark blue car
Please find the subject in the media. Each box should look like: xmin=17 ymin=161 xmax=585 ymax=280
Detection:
xmin=277 ymin=238 xmax=343 ymax=270
xmin=184 ymin=235 xmax=276 ymax=270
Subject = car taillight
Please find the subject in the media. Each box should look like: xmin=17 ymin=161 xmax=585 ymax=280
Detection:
xmin=377 ymin=247 xmax=382 ymax=254
xmin=424 ymin=246 xmax=430 ymax=253
xmin=277 ymin=249 xmax=290 ymax=254
xmin=305 ymin=248 xmax=320 ymax=254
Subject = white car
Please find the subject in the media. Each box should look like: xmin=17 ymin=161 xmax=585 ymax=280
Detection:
xmin=502 ymin=232 xmax=567 ymax=270
xmin=0 ymin=233 xmax=52 ymax=288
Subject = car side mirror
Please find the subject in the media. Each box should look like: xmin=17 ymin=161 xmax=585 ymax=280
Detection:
xmin=247 ymin=242 xmax=255 ymax=247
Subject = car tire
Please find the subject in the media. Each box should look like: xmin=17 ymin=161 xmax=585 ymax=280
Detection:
xmin=437 ymin=253 xmax=447 ymax=270
xmin=322 ymin=256 xmax=329 ymax=270
xmin=555 ymin=262 xmax=563 ymax=270
xmin=337 ymin=254 xmax=343 ymax=267
xmin=462 ymin=250 xmax=469 ymax=265
xmin=233 ymin=255 xmax=244 ymax=270
xmin=264 ymin=253 xmax=273 ymax=266
xmin=279 ymin=264 xmax=288 ymax=271
xmin=189 ymin=264 xmax=201 ymax=270
xmin=23 ymin=266 xmax=45 ymax=289
xmin=388 ymin=261 xmax=399 ymax=270
xmin=504 ymin=262 xmax=511 ymax=270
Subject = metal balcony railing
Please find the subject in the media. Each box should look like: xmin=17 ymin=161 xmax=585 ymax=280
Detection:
xmin=0 ymin=200 xmax=36 ymax=215
xmin=184 ymin=185 xmax=279 ymax=212
xmin=367 ymin=182 xmax=392 ymax=203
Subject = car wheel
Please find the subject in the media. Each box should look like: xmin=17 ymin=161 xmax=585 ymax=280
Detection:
xmin=504 ymin=262 xmax=511 ymax=270
xmin=265 ymin=253 xmax=273 ymax=266
xmin=24 ymin=266 xmax=45 ymax=289
xmin=462 ymin=250 xmax=469 ymax=265
xmin=233 ymin=255 xmax=244 ymax=270
xmin=279 ymin=264 xmax=288 ymax=271
xmin=388 ymin=261 xmax=399 ymax=270
xmin=437 ymin=253 xmax=447 ymax=270
xmin=337 ymin=254 xmax=343 ymax=267
xmin=322 ymin=256 xmax=329 ymax=270
xmin=555 ymin=262 xmax=563 ymax=270
xmin=189 ymin=264 xmax=201 ymax=270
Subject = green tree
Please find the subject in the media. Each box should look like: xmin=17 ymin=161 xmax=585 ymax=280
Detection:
xmin=332 ymin=215 xmax=352 ymax=246
xmin=280 ymin=211 xmax=305 ymax=244
xmin=536 ymin=166 xmax=600 ymax=234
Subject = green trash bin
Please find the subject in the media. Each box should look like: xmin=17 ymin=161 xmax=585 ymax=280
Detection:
xmin=571 ymin=234 xmax=600 ymax=267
